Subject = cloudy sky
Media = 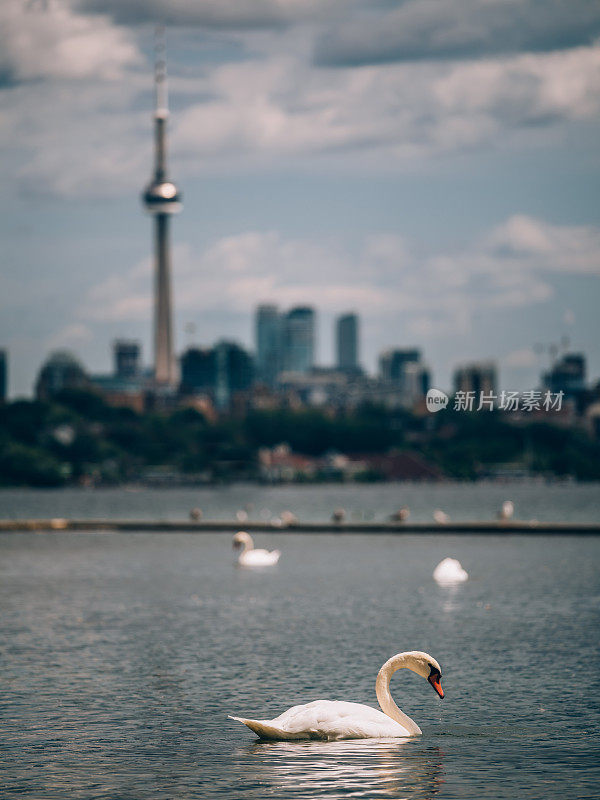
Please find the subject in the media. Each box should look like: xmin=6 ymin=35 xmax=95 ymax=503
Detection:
xmin=1 ymin=0 xmax=599 ymax=398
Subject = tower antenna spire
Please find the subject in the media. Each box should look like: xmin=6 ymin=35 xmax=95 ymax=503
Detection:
xmin=154 ymin=24 xmax=168 ymax=117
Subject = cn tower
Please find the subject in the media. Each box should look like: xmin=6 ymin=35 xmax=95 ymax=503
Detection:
xmin=142 ymin=31 xmax=181 ymax=390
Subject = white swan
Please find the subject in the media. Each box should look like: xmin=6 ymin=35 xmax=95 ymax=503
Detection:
xmin=433 ymin=557 xmax=468 ymax=585
xmin=433 ymin=509 xmax=450 ymax=524
xmin=233 ymin=531 xmax=280 ymax=567
xmin=229 ymin=650 xmax=443 ymax=740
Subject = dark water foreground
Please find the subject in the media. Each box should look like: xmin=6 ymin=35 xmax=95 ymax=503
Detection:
xmin=1 ymin=531 xmax=599 ymax=799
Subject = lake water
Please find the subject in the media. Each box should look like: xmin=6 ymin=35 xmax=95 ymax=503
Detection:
xmin=1 ymin=485 xmax=599 ymax=799
xmin=1 ymin=480 xmax=599 ymax=522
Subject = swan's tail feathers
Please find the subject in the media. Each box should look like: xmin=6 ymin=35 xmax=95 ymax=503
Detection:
xmin=228 ymin=715 xmax=288 ymax=740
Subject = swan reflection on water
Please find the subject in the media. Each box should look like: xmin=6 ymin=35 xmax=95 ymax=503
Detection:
xmin=439 ymin=583 xmax=462 ymax=615
xmin=235 ymin=738 xmax=444 ymax=799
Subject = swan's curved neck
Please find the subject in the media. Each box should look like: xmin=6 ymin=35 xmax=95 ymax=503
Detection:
xmin=375 ymin=653 xmax=422 ymax=735
xmin=241 ymin=535 xmax=254 ymax=553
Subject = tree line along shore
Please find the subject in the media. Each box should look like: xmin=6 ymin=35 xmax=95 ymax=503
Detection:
xmin=1 ymin=389 xmax=599 ymax=487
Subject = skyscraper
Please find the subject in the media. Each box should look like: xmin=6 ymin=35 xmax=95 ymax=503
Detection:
xmin=282 ymin=307 xmax=315 ymax=373
xmin=379 ymin=348 xmax=430 ymax=406
xmin=255 ymin=304 xmax=282 ymax=386
xmin=543 ymin=353 xmax=586 ymax=397
xmin=336 ymin=313 xmax=359 ymax=374
xmin=180 ymin=347 xmax=216 ymax=395
xmin=142 ymin=30 xmax=181 ymax=390
xmin=453 ymin=362 xmax=497 ymax=396
xmin=215 ymin=341 xmax=255 ymax=409
xmin=113 ymin=340 xmax=141 ymax=379
xmin=379 ymin=349 xmax=421 ymax=382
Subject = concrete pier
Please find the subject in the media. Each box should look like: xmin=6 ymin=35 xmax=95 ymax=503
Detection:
xmin=0 ymin=519 xmax=598 ymax=534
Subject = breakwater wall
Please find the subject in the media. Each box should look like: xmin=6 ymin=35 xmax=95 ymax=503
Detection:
xmin=0 ymin=519 xmax=598 ymax=534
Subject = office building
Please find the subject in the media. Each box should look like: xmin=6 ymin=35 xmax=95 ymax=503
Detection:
xmin=454 ymin=362 xmax=497 ymax=396
xmin=336 ymin=313 xmax=359 ymax=374
xmin=379 ymin=348 xmax=430 ymax=406
xmin=255 ymin=305 xmax=282 ymax=386
xmin=215 ymin=341 xmax=255 ymax=409
xmin=114 ymin=340 xmax=141 ymax=379
xmin=282 ymin=306 xmax=315 ymax=373
xmin=180 ymin=341 xmax=254 ymax=409
xmin=379 ymin=349 xmax=421 ymax=382
xmin=543 ymin=353 xmax=586 ymax=397
xmin=180 ymin=347 xmax=217 ymax=394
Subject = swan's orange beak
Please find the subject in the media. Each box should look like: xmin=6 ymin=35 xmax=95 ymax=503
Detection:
xmin=428 ymin=674 xmax=444 ymax=699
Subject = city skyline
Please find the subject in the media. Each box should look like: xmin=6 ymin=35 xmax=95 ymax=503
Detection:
xmin=30 ymin=302 xmax=592 ymax=403
xmin=1 ymin=2 xmax=600 ymax=398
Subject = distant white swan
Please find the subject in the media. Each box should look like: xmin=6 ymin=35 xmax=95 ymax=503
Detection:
xmin=433 ymin=557 xmax=468 ymax=585
xmin=433 ymin=509 xmax=450 ymax=524
xmin=230 ymin=650 xmax=443 ymax=740
xmin=233 ymin=531 xmax=280 ymax=567
xmin=498 ymin=500 xmax=514 ymax=520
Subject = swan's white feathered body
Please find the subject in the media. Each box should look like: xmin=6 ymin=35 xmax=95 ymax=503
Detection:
xmin=230 ymin=650 xmax=443 ymax=741
xmin=233 ymin=531 xmax=280 ymax=567
xmin=238 ymin=547 xmax=281 ymax=566
xmin=230 ymin=700 xmax=413 ymax=741
xmin=433 ymin=557 xmax=468 ymax=585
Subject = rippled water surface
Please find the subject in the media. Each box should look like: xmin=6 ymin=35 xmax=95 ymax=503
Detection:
xmin=1 ymin=480 xmax=600 ymax=522
xmin=1 ymin=487 xmax=599 ymax=799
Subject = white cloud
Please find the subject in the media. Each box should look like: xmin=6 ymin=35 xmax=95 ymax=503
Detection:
xmin=0 ymin=1 xmax=147 ymax=196
xmin=482 ymin=215 xmax=600 ymax=275
xmin=2 ymin=5 xmax=600 ymax=198
xmin=0 ymin=0 xmax=140 ymax=84
xmin=79 ymin=216 xmax=600 ymax=344
xmin=3 ymin=8 xmax=600 ymax=200
xmin=172 ymin=45 xmax=600 ymax=170
xmin=434 ymin=47 xmax=600 ymax=124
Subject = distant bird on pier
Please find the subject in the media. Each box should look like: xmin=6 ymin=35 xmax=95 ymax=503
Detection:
xmin=189 ymin=507 xmax=202 ymax=521
xmin=433 ymin=509 xmax=450 ymax=524
xmin=498 ymin=500 xmax=514 ymax=521
xmin=233 ymin=531 xmax=280 ymax=567
xmin=433 ymin=558 xmax=468 ymax=586
xmin=390 ymin=506 xmax=410 ymax=522
xmin=280 ymin=510 xmax=298 ymax=526
xmin=332 ymin=508 xmax=346 ymax=524
xmin=236 ymin=509 xmax=249 ymax=523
